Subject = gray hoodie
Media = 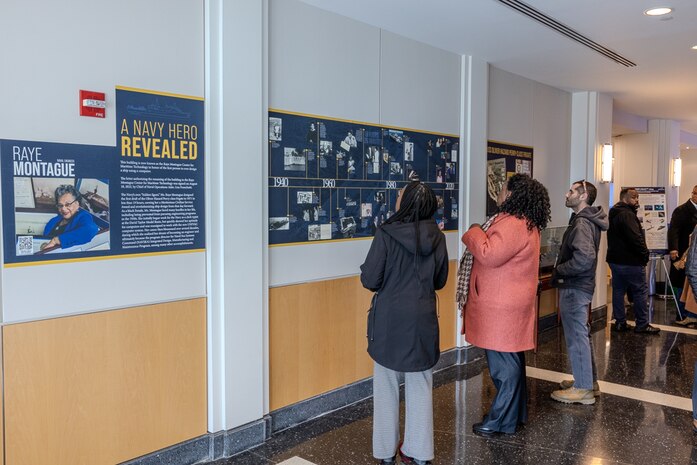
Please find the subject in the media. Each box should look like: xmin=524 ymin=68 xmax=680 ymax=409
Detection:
xmin=551 ymin=205 xmax=609 ymax=295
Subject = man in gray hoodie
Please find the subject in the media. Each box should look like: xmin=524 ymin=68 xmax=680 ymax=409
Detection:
xmin=550 ymin=180 xmax=609 ymax=405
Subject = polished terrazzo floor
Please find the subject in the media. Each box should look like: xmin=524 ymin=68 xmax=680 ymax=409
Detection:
xmin=211 ymin=298 xmax=697 ymax=464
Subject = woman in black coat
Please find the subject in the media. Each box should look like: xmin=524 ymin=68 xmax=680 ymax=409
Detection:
xmin=360 ymin=181 xmax=449 ymax=465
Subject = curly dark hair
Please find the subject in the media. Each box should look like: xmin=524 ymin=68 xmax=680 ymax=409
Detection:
xmin=498 ymin=174 xmax=551 ymax=231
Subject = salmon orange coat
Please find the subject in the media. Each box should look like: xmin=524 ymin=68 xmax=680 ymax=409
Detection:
xmin=460 ymin=213 xmax=540 ymax=352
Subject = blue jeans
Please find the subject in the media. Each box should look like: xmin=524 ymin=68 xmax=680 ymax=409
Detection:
xmin=609 ymin=263 xmax=650 ymax=327
xmin=559 ymin=288 xmax=597 ymax=390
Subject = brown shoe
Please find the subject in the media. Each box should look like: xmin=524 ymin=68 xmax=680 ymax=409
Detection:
xmin=551 ymin=387 xmax=596 ymax=405
xmin=559 ymin=379 xmax=600 ymax=396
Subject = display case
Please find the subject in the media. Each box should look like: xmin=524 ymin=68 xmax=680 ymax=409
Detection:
xmin=538 ymin=226 xmax=568 ymax=319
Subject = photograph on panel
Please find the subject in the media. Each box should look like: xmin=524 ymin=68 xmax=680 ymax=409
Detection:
xmin=487 ymin=157 xmax=507 ymax=204
xmin=339 ymin=216 xmax=357 ymax=238
xmin=341 ymin=130 xmax=357 ymax=151
xmin=284 ymin=147 xmax=306 ymax=172
xmin=269 ymin=216 xmax=290 ymax=231
xmin=269 ymin=116 xmax=282 ymax=142
xmin=14 ymin=177 xmax=110 ymax=256
xmin=515 ymin=158 xmax=531 ymax=176
xmin=366 ymin=146 xmax=381 ymax=176
xmin=404 ymin=142 xmax=414 ymax=162
xmin=306 ymin=122 xmax=318 ymax=146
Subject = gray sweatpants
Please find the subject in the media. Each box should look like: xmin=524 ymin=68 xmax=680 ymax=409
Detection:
xmin=372 ymin=361 xmax=434 ymax=461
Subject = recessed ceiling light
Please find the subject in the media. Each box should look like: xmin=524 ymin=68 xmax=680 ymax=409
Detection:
xmin=692 ymin=45 xmax=697 ymax=50
xmin=644 ymin=7 xmax=673 ymax=16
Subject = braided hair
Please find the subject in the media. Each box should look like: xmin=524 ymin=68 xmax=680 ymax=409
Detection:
xmin=498 ymin=173 xmax=551 ymax=231
xmin=384 ymin=180 xmax=438 ymax=256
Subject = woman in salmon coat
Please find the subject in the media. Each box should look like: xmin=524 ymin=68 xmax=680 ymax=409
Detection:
xmin=458 ymin=174 xmax=550 ymax=437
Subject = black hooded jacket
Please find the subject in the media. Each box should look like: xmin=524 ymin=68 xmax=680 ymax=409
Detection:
xmin=360 ymin=218 xmax=449 ymax=372
xmin=606 ymin=202 xmax=650 ymax=266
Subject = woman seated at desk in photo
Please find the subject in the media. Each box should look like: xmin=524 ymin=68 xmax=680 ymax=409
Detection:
xmin=41 ymin=185 xmax=98 ymax=250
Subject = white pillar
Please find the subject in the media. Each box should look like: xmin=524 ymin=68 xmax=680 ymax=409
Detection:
xmin=570 ymin=91 xmax=612 ymax=310
xmin=206 ymin=0 xmax=267 ymax=431
xmin=457 ymin=56 xmax=488 ymax=347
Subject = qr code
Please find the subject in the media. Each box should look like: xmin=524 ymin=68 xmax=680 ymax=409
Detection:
xmin=17 ymin=236 xmax=33 ymax=256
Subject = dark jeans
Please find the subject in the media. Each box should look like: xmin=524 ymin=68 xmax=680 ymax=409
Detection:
xmin=483 ymin=350 xmax=527 ymax=433
xmin=609 ymin=263 xmax=650 ymax=327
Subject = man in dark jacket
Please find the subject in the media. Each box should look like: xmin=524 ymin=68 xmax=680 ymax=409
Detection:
xmin=551 ymin=180 xmax=608 ymax=404
xmin=668 ymin=185 xmax=697 ymax=325
xmin=606 ymin=187 xmax=659 ymax=333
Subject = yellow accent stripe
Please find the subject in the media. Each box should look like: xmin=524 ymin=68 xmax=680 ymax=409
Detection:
xmin=116 ymin=85 xmax=204 ymax=101
xmin=487 ymin=139 xmax=534 ymax=150
xmin=4 ymin=249 xmax=206 ymax=268
xmin=268 ymin=108 xmax=459 ymax=138
xmin=269 ymin=230 xmax=457 ymax=247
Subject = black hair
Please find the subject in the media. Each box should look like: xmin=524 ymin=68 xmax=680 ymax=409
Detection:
xmin=619 ymin=187 xmax=635 ymax=201
xmin=384 ymin=181 xmax=438 ymax=256
xmin=573 ymin=179 xmax=597 ymax=206
xmin=54 ymin=184 xmax=80 ymax=202
xmin=498 ymin=174 xmax=551 ymax=231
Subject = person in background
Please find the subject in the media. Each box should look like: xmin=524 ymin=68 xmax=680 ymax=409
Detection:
xmin=360 ymin=181 xmax=448 ymax=465
xmin=41 ymin=184 xmax=98 ymax=251
xmin=457 ymin=174 xmax=551 ymax=437
xmin=550 ymin=180 xmax=608 ymax=405
xmin=669 ymin=185 xmax=697 ymax=326
xmin=606 ymin=188 xmax=660 ymax=334
xmin=682 ymin=224 xmax=697 ymax=433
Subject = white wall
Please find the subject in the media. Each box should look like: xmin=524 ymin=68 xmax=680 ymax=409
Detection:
xmin=679 ymin=148 xmax=697 ymax=201
xmin=0 ymin=0 xmax=206 ymax=323
xmin=488 ymin=67 xmax=571 ymax=227
xmin=268 ymin=0 xmax=463 ymax=286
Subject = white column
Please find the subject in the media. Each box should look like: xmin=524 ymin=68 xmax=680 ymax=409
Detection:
xmin=570 ymin=91 xmax=612 ymax=310
xmin=206 ymin=0 xmax=267 ymax=431
xmin=457 ymin=56 xmax=488 ymax=347
xmin=648 ymin=119 xmax=681 ymax=213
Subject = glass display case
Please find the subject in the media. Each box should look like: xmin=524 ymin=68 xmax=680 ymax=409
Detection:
xmin=539 ymin=226 xmax=567 ymax=272
xmin=537 ymin=226 xmax=568 ymax=324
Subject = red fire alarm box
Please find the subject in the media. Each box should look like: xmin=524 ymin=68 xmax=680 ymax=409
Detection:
xmin=79 ymin=90 xmax=106 ymax=118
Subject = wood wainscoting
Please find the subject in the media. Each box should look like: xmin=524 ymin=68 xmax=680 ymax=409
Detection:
xmin=269 ymin=260 xmax=457 ymax=411
xmin=2 ymin=298 xmax=207 ymax=465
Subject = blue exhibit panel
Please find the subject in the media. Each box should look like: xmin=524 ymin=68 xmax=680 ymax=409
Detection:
xmin=268 ymin=110 xmax=459 ymax=245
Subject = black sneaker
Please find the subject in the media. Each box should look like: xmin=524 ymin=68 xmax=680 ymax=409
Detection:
xmin=612 ymin=321 xmax=629 ymax=332
xmin=378 ymin=456 xmax=396 ymax=464
xmin=634 ymin=324 xmax=660 ymax=334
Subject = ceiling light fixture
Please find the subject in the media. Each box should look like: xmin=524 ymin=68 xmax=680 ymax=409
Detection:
xmin=692 ymin=45 xmax=697 ymax=50
xmin=644 ymin=7 xmax=673 ymax=16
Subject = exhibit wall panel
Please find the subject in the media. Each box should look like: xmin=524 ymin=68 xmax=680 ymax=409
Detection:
xmin=2 ymin=298 xmax=207 ymax=465
xmin=0 ymin=0 xmax=206 ymax=322
xmin=269 ymin=261 xmax=457 ymax=410
xmin=379 ymin=30 xmax=461 ymax=136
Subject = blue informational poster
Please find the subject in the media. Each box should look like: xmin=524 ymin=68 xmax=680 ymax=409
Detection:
xmin=268 ymin=110 xmax=459 ymax=245
xmin=0 ymin=86 xmax=204 ymax=265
